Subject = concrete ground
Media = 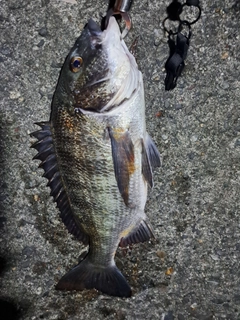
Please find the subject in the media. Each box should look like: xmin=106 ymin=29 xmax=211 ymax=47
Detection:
xmin=0 ymin=0 xmax=240 ymax=319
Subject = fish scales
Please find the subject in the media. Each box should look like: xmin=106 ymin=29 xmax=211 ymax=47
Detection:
xmin=31 ymin=17 xmax=161 ymax=297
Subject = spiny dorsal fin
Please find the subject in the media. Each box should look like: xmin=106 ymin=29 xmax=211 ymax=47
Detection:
xmin=119 ymin=219 xmax=155 ymax=247
xmin=108 ymin=127 xmax=135 ymax=206
xmin=30 ymin=122 xmax=89 ymax=245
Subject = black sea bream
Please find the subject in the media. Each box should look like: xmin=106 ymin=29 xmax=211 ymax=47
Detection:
xmin=31 ymin=17 xmax=161 ymax=297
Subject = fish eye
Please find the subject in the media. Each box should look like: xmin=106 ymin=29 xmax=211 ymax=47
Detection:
xmin=70 ymin=56 xmax=83 ymax=73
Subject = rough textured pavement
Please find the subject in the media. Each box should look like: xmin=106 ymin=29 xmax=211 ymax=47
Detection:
xmin=0 ymin=0 xmax=240 ymax=319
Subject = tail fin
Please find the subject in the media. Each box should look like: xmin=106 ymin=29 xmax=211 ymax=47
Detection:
xmin=56 ymin=257 xmax=131 ymax=298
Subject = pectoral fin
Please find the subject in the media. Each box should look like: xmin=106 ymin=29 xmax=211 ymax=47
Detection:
xmin=108 ymin=128 xmax=135 ymax=206
xmin=142 ymin=133 xmax=161 ymax=187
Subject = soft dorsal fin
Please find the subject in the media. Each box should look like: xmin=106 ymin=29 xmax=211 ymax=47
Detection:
xmin=31 ymin=122 xmax=89 ymax=245
xmin=142 ymin=133 xmax=161 ymax=187
xmin=108 ymin=127 xmax=135 ymax=206
xmin=141 ymin=139 xmax=153 ymax=188
xmin=145 ymin=133 xmax=161 ymax=169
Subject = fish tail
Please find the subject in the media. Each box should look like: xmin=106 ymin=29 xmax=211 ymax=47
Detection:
xmin=56 ymin=256 xmax=131 ymax=298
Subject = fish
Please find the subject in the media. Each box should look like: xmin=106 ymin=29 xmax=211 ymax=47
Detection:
xmin=31 ymin=16 xmax=161 ymax=298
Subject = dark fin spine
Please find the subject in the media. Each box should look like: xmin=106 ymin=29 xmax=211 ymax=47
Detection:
xmin=56 ymin=255 xmax=131 ymax=298
xmin=42 ymin=162 xmax=58 ymax=180
xmin=119 ymin=220 xmax=155 ymax=247
xmin=30 ymin=122 xmax=89 ymax=245
xmin=33 ymin=144 xmax=54 ymax=161
xmin=108 ymin=127 xmax=135 ymax=206
xmin=31 ymin=136 xmax=53 ymax=153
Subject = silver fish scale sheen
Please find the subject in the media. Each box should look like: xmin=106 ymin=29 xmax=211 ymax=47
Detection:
xmin=31 ymin=17 xmax=161 ymax=298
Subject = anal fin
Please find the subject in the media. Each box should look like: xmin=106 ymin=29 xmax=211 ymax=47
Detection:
xmin=108 ymin=127 xmax=135 ymax=206
xmin=119 ymin=220 xmax=155 ymax=247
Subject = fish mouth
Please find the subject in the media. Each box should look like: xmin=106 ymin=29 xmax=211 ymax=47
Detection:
xmin=85 ymin=17 xmax=121 ymax=47
xmin=86 ymin=17 xmax=120 ymax=36
xmin=104 ymin=16 xmax=121 ymax=38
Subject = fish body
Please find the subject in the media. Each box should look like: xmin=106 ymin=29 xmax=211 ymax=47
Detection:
xmin=31 ymin=17 xmax=160 ymax=297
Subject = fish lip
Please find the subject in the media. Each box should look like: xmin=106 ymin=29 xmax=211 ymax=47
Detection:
xmin=87 ymin=18 xmax=102 ymax=36
xmin=86 ymin=17 xmax=121 ymax=44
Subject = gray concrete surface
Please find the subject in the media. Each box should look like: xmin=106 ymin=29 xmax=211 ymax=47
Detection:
xmin=0 ymin=0 xmax=240 ymax=319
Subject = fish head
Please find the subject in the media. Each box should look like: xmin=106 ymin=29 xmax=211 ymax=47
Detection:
xmin=53 ymin=17 xmax=138 ymax=114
